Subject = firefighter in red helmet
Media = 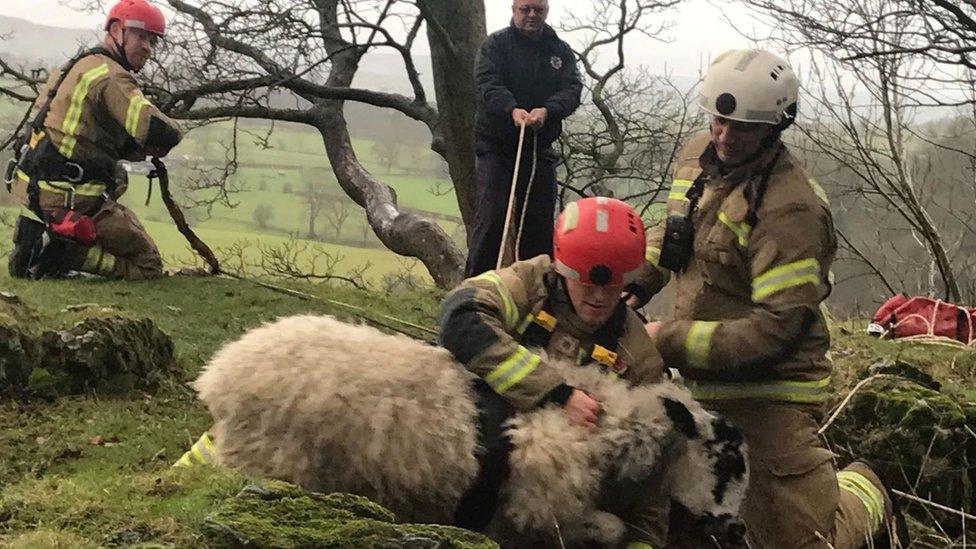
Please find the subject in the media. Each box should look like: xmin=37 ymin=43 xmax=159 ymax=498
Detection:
xmin=7 ymin=0 xmax=181 ymax=280
xmin=437 ymin=197 xmax=670 ymax=545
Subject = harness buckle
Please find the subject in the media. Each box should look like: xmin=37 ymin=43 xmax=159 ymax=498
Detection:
xmin=63 ymin=186 xmax=76 ymax=210
xmin=64 ymin=162 xmax=84 ymax=183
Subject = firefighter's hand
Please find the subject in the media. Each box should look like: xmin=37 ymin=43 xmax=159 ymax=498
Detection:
xmin=645 ymin=321 xmax=662 ymax=343
xmin=512 ymin=108 xmax=531 ymax=128
xmin=565 ymin=389 xmax=601 ymax=429
xmin=527 ymin=107 xmax=548 ymax=129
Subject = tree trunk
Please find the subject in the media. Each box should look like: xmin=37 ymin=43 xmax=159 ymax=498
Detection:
xmin=317 ymin=112 xmax=464 ymax=288
xmin=313 ymin=5 xmax=466 ymax=289
xmin=419 ymin=0 xmax=486 ymax=238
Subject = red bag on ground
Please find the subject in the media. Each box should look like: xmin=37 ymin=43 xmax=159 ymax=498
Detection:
xmin=869 ymin=294 xmax=975 ymax=345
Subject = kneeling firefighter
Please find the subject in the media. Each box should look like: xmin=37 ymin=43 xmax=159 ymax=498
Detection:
xmin=5 ymin=0 xmax=182 ymax=280
xmin=438 ymin=197 xmax=672 ymax=545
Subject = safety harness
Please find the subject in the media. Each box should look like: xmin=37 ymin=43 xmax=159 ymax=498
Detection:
xmin=6 ymin=47 xmax=118 ymax=221
xmin=452 ymin=275 xmax=631 ymax=531
xmin=517 ymin=284 xmax=631 ymax=376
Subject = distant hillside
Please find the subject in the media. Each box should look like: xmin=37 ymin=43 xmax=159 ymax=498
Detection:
xmin=0 ymin=15 xmax=98 ymax=66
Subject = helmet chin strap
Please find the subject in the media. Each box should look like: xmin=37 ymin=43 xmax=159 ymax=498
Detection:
xmin=111 ymin=28 xmax=136 ymax=72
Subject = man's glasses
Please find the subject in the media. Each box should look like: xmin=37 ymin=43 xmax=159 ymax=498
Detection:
xmin=517 ymin=6 xmax=548 ymax=15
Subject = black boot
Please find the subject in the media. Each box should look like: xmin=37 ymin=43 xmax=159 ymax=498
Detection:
xmin=8 ymin=215 xmax=45 ymax=278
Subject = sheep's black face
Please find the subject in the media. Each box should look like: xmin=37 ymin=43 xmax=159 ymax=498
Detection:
xmin=705 ymin=415 xmax=747 ymax=507
xmin=671 ymin=503 xmax=748 ymax=547
xmin=662 ymin=397 xmax=749 ymax=537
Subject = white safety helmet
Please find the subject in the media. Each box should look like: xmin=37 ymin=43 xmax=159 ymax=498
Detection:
xmin=698 ymin=49 xmax=800 ymax=130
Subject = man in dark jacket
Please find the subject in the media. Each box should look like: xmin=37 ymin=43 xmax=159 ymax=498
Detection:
xmin=466 ymin=0 xmax=583 ymax=277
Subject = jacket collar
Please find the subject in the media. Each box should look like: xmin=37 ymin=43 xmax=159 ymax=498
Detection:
xmin=699 ymin=137 xmax=784 ymax=186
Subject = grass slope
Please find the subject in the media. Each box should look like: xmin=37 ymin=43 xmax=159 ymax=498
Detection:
xmin=0 ymin=273 xmax=442 ymax=547
xmin=0 ymin=271 xmax=973 ymax=546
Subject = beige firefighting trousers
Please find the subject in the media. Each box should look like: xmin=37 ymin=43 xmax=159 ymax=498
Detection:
xmin=708 ymin=402 xmax=891 ymax=548
xmin=12 ymin=178 xmax=164 ymax=281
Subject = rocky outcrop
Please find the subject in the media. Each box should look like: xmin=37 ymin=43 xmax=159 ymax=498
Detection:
xmin=0 ymin=295 xmax=175 ymax=399
xmin=827 ymin=360 xmax=976 ymax=533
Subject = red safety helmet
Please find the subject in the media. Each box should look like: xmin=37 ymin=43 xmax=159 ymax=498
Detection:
xmin=105 ymin=0 xmax=166 ymax=38
xmin=553 ymin=197 xmax=646 ymax=286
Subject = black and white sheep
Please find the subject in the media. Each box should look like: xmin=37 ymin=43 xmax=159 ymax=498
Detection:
xmin=194 ymin=314 xmax=747 ymax=547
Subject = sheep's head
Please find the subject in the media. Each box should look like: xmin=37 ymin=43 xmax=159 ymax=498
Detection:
xmin=662 ymin=397 xmax=748 ymax=547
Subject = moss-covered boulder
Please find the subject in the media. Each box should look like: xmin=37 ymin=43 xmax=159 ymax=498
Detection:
xmin=826 ymin=362 xmax=976 ymax=529
xmin=203 ymin=481 xmax=498 ymax=549
xmin=0 ymin=294 xmax=39 ymax=395
xmin=30 ymin=316 xmax=175 ymax=397
xmin=0 ymin=296 xmax=176 ymax=399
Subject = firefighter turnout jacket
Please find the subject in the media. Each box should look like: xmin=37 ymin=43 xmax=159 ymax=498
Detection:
xmin=439 ymin=255 xmax=669 ymax=546
xmin=16 ymin=49 xmax=181 ymax=204
xmin=636 ymin=132 xmax=836 ymax=405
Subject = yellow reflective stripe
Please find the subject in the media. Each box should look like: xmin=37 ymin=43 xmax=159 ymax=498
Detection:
xmin=59 ymin=63 xmax=110 ymax=158
xmin=752 ymin=258 xmax=820 ymax=302
xmin=627 ymin=543 xmax=654 ymax=549
xmin=484 ymin=346 xmax=541 ymax=394
xmin=809 ymin=178 xmax=830 ymax=207
xmin=668 ymin=178 xmax=693 ymax=202
xmin=125 ymin=94 xmax=152 ymax=137
xmin=717 ymin=211 xmax=751 ymax=247
xmin=18 ymin=169 xmax=107 ymax=196
xmin=174 ymin=433 xmax=216 ymax=468
xmin=470 ymin=271 xmax=519 ymax=330
xmin=686 ymin=376 xmax=832 ymax=403
xmin=685 ymin=321 xmax=717 ymax=369
xmin=645 ymin=245 xmax=671 ymax=280
xmin=40 ymin=181 xmax=106 ymax=196
xmin=19 ymin=207 xmax=43 ymax=223
xmin=516 ymin=313 xmax=534 ymax=335
xmin=837 ymin=471 xmax=885 ymax=529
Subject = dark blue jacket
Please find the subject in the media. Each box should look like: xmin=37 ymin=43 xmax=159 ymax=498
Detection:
xmin=474 ymin=24 xmax=582 ymax=150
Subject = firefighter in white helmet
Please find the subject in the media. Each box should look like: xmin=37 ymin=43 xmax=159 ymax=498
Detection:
xmin=631 ymin=49 xmax=905 ymax=548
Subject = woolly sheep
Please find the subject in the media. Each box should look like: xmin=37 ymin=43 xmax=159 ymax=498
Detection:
xmin=195 ymin=314 xmax=748 ymax=547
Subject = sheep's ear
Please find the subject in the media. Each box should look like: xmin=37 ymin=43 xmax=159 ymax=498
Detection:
xmin=662 ymin=398 xmax=699 ymax=439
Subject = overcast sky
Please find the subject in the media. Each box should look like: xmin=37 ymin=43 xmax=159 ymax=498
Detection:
xmin=1 ymin=0 xmax=761 ymax=77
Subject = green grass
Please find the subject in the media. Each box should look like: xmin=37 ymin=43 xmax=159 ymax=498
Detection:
xmin=0 ymin=269 xmax=974 ymax=545
xmin=0 ymin=273 xmax=444 ymax=547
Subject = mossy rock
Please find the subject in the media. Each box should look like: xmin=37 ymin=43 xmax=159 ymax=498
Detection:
xmin=0 ymin=323 xmax=36 ymax=396
xmin=0 ymin=307 xmax=176 ymax=399
xmin=827 ymin=371 xmax=976 ymax=528
xmin=32 ymin=316 xmax=176 ymax=396
xmin=203 ymin=481 xmax=498 ymax=549
xmin=0 ymin=294 xmax=39 ymax=395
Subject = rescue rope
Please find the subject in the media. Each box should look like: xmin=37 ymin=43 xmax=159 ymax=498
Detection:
xmin=218 ymin=271 xmax=438 ymax=341
xmin=514 ymin=131 xmax=538 ymax=263
xmin=496 ymin=121 xmax=538 ymax=270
